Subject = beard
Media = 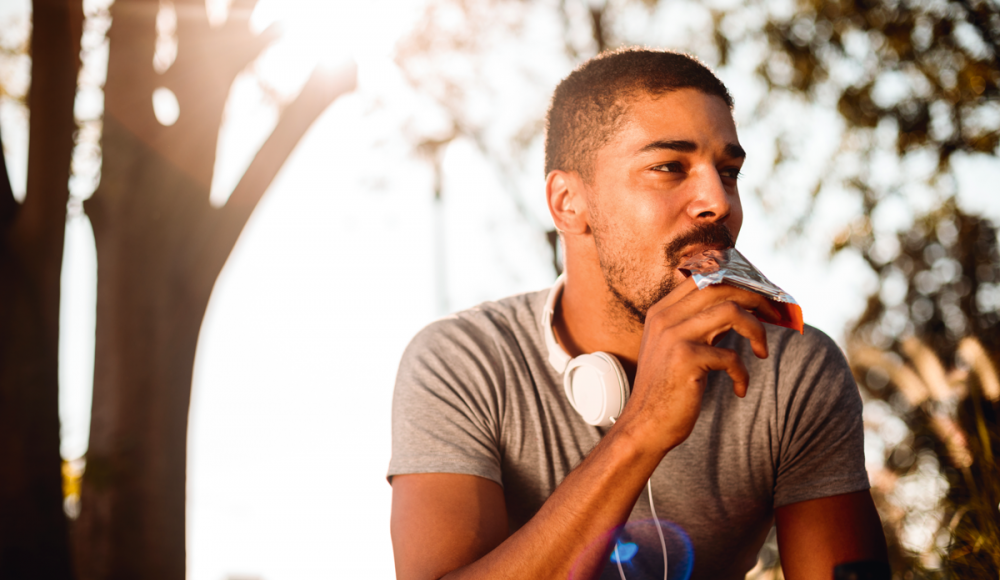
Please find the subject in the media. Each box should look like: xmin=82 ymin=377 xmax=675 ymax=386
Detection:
xmin=593 ymin=221 xmax=735 ymax=325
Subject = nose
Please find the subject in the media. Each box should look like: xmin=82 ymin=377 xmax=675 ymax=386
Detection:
xmin=686 ymin=168 xmax=734 ymax=224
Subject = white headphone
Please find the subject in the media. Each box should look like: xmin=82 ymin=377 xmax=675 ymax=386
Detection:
xmin=542 ymin=275 xmax=630 ymax=427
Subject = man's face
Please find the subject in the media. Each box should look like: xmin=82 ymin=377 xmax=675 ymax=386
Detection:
xmin=584 ymin=88 xmax=745 ymax=324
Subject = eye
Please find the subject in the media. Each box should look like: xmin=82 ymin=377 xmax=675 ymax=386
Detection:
xmin=653 ymin=162 xmax=684 ymax=173
xmin=719 ymin=167 xmax=743 ymax=180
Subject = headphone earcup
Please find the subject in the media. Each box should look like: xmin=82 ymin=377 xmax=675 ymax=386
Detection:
xmin=563 ymin=352 xmax=630 ymax=427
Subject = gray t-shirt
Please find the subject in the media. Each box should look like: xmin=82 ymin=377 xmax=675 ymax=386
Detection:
xmin=388 ymin=287 xmax=869 ymax=579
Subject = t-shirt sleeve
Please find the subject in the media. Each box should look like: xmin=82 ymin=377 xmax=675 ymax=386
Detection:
xmin=773 ymin=326 xmax=870 ymax=508
xmin=387 ymin=314 xmax=506 ymax=486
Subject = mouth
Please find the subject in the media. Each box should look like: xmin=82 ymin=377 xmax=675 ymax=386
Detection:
xmin=664 ymin=223 xmax=738 ymax=279
xmin=675 ymin=244 xmax=732 ymax=277
xmin=678 ymin=243 xmax=731 ymax=260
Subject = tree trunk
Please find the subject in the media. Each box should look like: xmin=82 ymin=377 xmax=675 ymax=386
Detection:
xmin=0 ymin=1 xmax=82 ymax=578
xmin=72 ymin=1 xmax=355 ymax=578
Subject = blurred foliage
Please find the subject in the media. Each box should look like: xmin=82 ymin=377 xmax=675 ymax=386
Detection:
xmin=0 ymin=9 xmax=30 ymax=105
xmin=758 ymin=0 xmax=999 ymax=164
xmin=848 ymin=199 xmax=1000 ymax=357
xmin=849 ymin=202 xmax=1000 ymax=577
xmin=745 ymin=0 xmax=1000 ymax=237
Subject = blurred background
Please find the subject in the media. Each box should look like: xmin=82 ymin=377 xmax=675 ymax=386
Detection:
xmin=0 ymin=0 xmax=997 ymax=578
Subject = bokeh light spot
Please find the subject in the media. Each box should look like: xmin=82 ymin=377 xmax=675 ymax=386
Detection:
xmin=152 ymin=87 xmax=179 ymax=126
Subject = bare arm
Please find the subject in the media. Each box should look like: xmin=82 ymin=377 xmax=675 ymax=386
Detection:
xmin=391 ymin=425 xmax=662 ymax=580
xmin=390 ymin=474 xmax=509 ymax=580
xmin=776 ymin=490 xmax=889 ymax=579
xmin=391 ymin=281 xmax=782 ymax=580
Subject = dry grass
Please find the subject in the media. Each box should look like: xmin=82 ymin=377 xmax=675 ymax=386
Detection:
xmin=850 ymin=336 xmax=1000 ymax=579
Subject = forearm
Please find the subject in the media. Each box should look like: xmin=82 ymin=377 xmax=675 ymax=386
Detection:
xmin=443 ymin=423 xmax=667 ymax=580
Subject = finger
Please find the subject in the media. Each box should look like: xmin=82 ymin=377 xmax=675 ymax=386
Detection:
xmin=697 ymin=286 xmax=781 ymax=324
xmin=667 ymin=284 xmax=781 ymax=326
xmin=693 ymin=345 xmax=749 ymax=397
xmin=677 ymin=300 xmax=770 ymax=359
xmin=647 ymin=277 xmax=700 ymax=318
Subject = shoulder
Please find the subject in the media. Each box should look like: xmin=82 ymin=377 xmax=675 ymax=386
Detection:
xmin=762 ymin=326 xmax=870 ymax=506
xmin=763 ymin=323 xmax=851 ymax=379
xmin=768 ymin=325 xmax=853 ymax=382
xmin=390 ymin=287 xmax=553 ymax=452
xmin=388 ymin=292 xmax=552 ymax=486
xmin=767 ymin=323 xmax=843 ymax=358
xmin=734 ymin=322 xmax=860 ymax=416
xmin=762 ymin=323 xmax=862 ymax=419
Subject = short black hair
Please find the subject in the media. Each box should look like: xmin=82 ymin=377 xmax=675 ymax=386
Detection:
xmin=544 ymin=48 xmax=734 ymax=180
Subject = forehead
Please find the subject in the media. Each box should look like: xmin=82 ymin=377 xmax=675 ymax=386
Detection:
xmin=605 ymin=88 xmax=739 ymax=154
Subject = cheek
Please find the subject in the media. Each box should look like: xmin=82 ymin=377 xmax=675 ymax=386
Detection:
xmin=729 ymin=193 xmax=744 ymax=239
xmin=634 ymin=194 xmax=687 ymax=240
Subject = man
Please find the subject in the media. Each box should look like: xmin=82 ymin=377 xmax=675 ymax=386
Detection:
xmin=388 ymin=49 xmax=887 ymax=579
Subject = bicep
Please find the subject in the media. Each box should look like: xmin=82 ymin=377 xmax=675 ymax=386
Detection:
xmin=391 ymin=473 xmax=509 ymax=580
xmin=775 ymin=490 xmax=888 ymax=580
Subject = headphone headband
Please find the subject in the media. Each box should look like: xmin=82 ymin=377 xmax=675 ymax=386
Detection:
xmin=542 ymin=274 xmax=572 ymax=373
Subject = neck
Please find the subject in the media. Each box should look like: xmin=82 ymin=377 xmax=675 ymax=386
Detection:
xmin=553 ymin=252 xmax=643 ymax=380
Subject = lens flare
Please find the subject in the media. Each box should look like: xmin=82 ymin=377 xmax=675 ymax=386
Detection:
xmin=610 ymin=540 xmax=639 ymax=564
xmin=572 ymin=518 xmax=693 ymax=580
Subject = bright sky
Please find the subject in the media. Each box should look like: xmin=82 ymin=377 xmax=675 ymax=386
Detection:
xmin=2 ymin=0 xmax=1000 ymax=578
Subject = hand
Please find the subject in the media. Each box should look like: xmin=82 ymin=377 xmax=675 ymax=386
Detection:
xmin=614 ymin=278 xmax=781 ymax=452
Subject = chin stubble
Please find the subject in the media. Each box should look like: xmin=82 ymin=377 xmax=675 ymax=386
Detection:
xmin=597 ymin=222 xmax=736 ymax=326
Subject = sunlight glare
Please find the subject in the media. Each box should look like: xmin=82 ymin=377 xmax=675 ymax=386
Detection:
xmin=249 ymin=0 xmax=424 ymax=71
xmin=204 ymin=0 xmax=229 ymax=28
xmin=153 ymin=0 xmax=177 ymax=73
xmin=206 ymin=0 xmax=425 ymax=207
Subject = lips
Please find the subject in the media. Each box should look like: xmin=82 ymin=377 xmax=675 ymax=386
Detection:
xmin=678 ymin=244 xmax=730 ymax=261
xmin=675 ymin=244 xmax=731 ymax=277
xmin=663 ymin=222 xmax=737 ymax=275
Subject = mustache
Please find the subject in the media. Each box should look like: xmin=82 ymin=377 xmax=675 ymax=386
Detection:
xmin=665 ymin=222 xmax=735 ymax=264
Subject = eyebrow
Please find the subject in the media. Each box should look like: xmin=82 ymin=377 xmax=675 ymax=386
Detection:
xmin=725 ymin=143 xmax=747 ymax=159
xmin=639 ymin=139 xmax=747 ymax=160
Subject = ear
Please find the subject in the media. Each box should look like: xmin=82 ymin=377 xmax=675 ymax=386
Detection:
xmin=546 ymin=170 xmax=589 ymax=235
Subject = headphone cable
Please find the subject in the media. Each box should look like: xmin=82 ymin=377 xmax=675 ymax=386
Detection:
xmin=614 ymin=478 xmax=669 ymax=580
xmin=648 ymin=478 xmax=668 ymax=580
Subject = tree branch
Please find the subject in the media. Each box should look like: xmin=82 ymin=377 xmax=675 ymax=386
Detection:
xmin=590 ymin=6 xmax=608 ymax=54
xmin=210 ymin=62 xmax=357 ymax=258
xmin=0 ymin=127 xmax=17 ymax=228
xmin=14 ymin=0 xmax=82 ymax=254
